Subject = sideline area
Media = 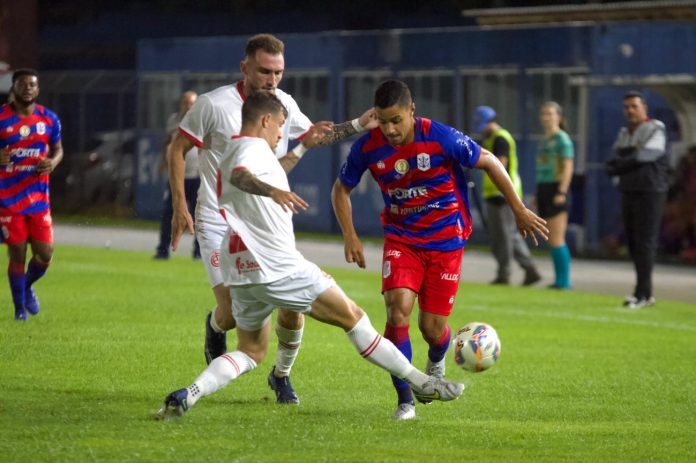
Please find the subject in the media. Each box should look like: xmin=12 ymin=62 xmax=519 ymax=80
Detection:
xmin=54 ymin=223 xmax=696 ymax=304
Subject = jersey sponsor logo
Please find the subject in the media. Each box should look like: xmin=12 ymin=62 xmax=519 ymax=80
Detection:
xmin=377 ymin=160 xmax=386 ymax=170
xmin=10 ymin=148 xmax=41 ymax=159
xmin=385 ymin=249 xmax=402 ymax=258
xmin=387 ymin=186 xmax=427 ymax=200
xmin=19 ymin=126 xmax=30 ymax=138
xmin=36 ymin=122 xmax=46 ymax=135
xmin=394 ymin=159 xmax=410 ymax=174
xmin=416 ymin=153 xmax=430 ymax=171
xmin=3 ymin=165 xmax=37 ymax=172
xmin=391 ymin=201 xmax=440 ymax=216
xmin=210 ymin=249 xmax=220 ymax=268
xmin=382 ymin=260 xmax=391 ymax=278
xmin=440 ymin=272 xmax=459 ymax=281
xmin=0 ymin=216 xmax=12 ymax=223
xmin=235 ymin=256 xmax=261 ymax=275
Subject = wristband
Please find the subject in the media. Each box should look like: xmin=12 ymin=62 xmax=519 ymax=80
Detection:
xmin=351 ymin=118 xmax=365 ymax=133
xmin=292 ymin=143 xmax=308 ymax=159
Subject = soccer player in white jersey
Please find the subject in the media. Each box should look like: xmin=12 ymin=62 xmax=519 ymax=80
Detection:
xmin=156 ymin=91 xmax=464 ymax=420
xmin=167 ymin=34 xmax=376 ymax=404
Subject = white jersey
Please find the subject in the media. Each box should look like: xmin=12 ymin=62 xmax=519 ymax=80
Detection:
xmin=178 ymin=81 xmax=312 ymax=215
xmin=217 ymin=136 xmax=304 ymax=285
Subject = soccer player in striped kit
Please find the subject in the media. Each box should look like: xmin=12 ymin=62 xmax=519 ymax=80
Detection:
xmin=0 ymin=69 xmax=63 ymax=320
xmin=332 ymin=80 xmax=548 ymax=420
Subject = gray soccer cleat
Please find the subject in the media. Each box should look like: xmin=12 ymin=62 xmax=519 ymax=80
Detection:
xmin=417 ymin=358 xmax=447 ymax=404
xmin=412 ymin=376 xmax=464 ymax=403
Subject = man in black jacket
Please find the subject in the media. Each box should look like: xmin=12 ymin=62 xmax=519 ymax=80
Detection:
xmin=607 ymin=91 xmax=668 ymax=309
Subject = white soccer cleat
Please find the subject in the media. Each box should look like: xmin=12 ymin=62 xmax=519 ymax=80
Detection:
xmin=425 ymin=357 xmax=446 ymax=379
xmin=412 ymin=376 xmax=464 ymax=403
xmin=393 ymin=402 xmax=416 ymax=420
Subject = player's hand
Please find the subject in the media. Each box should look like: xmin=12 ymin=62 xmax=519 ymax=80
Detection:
xmin=357 ymin=107 xmax=378 ymax=131
xmin=344 ymin=235 xmax=366 ymax=269
xmin=0 ymin=148 xmax=11 ymax=166
xmin=270 ymin=189 xmax=308 ymax=214
xmin=35 ymin=157 xmax=57 ymax=174
xmin=515 ymin=207 xmax=549 ymax=247
xmin=171 ymin=206 xmax=194 ymax=251
xmin=301 ymin=121 xmax=333 ymax=149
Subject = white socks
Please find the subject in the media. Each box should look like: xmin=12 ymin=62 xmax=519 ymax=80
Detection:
xmin=274 ymin=323 xmax=303 ymax=377
xmin=186 ymin=351 xmax=257 ymax=407
xmin=346 ymin=314 xmax=430 ymax=389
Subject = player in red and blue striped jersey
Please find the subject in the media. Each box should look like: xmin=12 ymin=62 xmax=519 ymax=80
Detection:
xmin=332 ymin=80 xmax=548 ymax=420
xmin=0 ymin=69 xmax=63 ymax=321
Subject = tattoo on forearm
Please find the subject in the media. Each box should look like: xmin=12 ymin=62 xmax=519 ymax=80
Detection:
xmin=279 ymin=154 xmax=299 ymax=173
xmin=230 ymin=169 xmax=274 ymax=197
xmin=319 ymin=121 xmax=358 ymax=146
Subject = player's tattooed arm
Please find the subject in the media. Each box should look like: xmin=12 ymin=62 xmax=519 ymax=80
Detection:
xmin=230 ymin=167 xmax=309 ymax=213
xmin=317 ymin=121 xmax=360 ymax=146
xmin=278 ymin=155 xmax=300 ymax=173
xmin=230 ymin=168 xmax=274 ymax=197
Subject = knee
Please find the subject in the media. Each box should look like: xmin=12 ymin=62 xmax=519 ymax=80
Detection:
xmin=385 ymin=300 xmax=411 ymax=325
xmin=277 ymin=309 xmax=304 ymax=330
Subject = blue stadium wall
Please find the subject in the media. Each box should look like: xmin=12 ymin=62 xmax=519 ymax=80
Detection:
xmin=136 ymin=22 xmax=696 ymax=252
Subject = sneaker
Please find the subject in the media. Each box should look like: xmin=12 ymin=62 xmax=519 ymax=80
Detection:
xmin=627 ymin=297 xmax=656 ymax=310
xmin=14 ymin=307 xmax=27 ymax=321
xmin=522 ymin=268 xmax=542 ymax=286
xmin=490 ymin=277 xmax=509 ymax=285
xmin=417 ymin=357 xmax=447 ymax=404
xmin=155 ymin=388 xmax=189 ymax=420
xmin=152 ymin=252 xmax=170 ymax=260
xmin=393 ymin=402 xmax=416 ymax=420
xmin=204 ymin=311 xmax=227 ymax=365
xmin=412 ymin=376 xmax=464 ymax=403
xmin=25 ymin=287 xmax=40 ymax=315
xmin=547 ymin=283 xmax=571 ymax=290
xmin=622 ymin=295 xmax=638 ymax=307
xmin=267 ymin=366 xmax=300 ymax=405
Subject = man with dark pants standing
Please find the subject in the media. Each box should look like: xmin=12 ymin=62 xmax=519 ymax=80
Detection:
xmin=473 ymin=106 xmax=541 ymax=286
xmin=606 ymin=91 xmax=668 ymax=310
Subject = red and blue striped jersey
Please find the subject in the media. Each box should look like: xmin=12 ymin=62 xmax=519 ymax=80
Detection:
xmin=0 ymin=103 xmax=62 ymax=215
xmin=338 ymin=117 xmax=481 ymax=251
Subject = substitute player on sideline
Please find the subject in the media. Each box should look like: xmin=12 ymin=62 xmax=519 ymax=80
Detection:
xmin=0 ymin=69 xmax=63 ymax=321
xmin=167 ymin=34 xmax=376 ymax=404
xmin=331 ymin=80 xmax=548 ymax=420
xmin=156 ymin=91 xmax=464 ymax=420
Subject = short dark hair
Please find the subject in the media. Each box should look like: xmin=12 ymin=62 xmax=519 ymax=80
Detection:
xmin=12 ymin=68 xmax=39 ymax=83
xmin=241 ymin=91 xmax=288 ymax=125
xmin=245 ymin=34 xmax=284 ymax=58
xmin=374 ymin=80 xmax=412 ymax=109
xmin=624 ymin=90 xmax=645 ymax=103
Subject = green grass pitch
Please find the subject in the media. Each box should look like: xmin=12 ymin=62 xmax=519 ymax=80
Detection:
xmin=1 ymin=245 xmax=694 ymax=462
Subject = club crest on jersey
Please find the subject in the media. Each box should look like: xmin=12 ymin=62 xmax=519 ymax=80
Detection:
xmin=416 ymin=153 xmax=431 ymax=171
xmin=394 ymin=159 xmax=410 ymax=175
xmin=36 ymin=122 xmax=46 ymax=135
xmin=19 ymin=126 xmax=30 ymax=138
xmin=211 ymin=249 xmax=220 ymax=268
xmin=383 ymin=260 xmax=391 ymax=278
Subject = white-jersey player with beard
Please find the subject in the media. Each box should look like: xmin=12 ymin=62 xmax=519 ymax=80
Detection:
xmin=167 ymin=33 xmax=377 ymax=405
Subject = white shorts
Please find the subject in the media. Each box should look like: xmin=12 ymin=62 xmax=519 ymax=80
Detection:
xmin=195 ymin=205 xmax=228 ymax=287
xmin=230 ymin=260 xmax=335 ymax=331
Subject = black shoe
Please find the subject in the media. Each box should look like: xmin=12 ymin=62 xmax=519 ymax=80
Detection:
xmin=547 ymin=283 xmax=571 ymax=290
xmin=204 ymin=311 xmax=227 ymax=365
xmin=490 ymin=277 xmax=509 ymax=285
xmin=522 ymin=268 xmax=541 ymax=286
xmin=267 ymin=366 xmax=300 ymax=404
xmin=152 ymin=252 xmax=169 ymax=260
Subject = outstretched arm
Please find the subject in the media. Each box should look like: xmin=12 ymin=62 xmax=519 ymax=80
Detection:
xmin=167 ymin=133 xmax=196 ymax=250
xmin=330 ymin=178 xmax=366 ymax=268
xmin=316 ymin=107 xmax=378 ymax=146
xmin=475 ymin=148 xmax=549 ymax=246
xmin=230 ymin=167 xmax=308 ymax=214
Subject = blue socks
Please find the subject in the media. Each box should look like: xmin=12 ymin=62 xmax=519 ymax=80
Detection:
xmin=428 ymin=325 xmax=451 ymax=363
xmin=551 ymin=245 xmax=571 ymax=289
xmin=384 ymin=324 xmax=413 ymax=405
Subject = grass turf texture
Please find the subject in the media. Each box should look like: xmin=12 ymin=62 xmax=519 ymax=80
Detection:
xmin=1 ymin=245 xmax=694 ymax=463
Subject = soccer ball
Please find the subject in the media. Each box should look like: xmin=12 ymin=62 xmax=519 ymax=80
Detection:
xmin=452 ymin=322 xmax=501 ymax=372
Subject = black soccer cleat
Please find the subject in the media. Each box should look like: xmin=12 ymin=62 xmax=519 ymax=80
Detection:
xmin=267 ymin=366 xmax=300 ymax=405
xmin=204 ymin=311 xmax=227 ymax=365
